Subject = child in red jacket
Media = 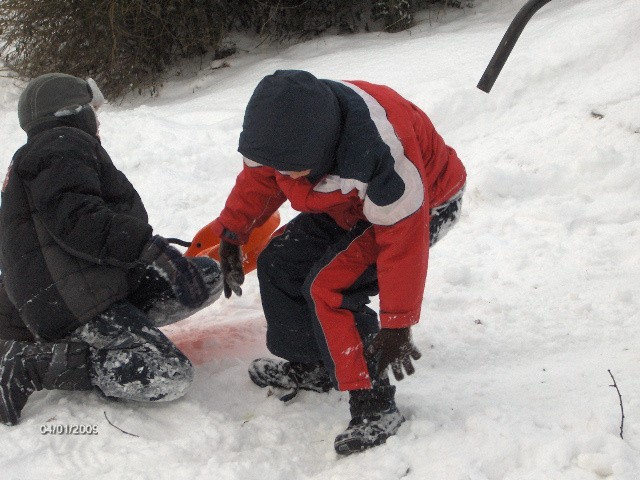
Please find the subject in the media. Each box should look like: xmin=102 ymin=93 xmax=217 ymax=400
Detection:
xmin=212 ymin=70 xmax=466 ymax=454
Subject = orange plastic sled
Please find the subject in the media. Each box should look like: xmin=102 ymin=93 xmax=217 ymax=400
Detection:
xmin=184 ymin=211 xmax=281 ymax=273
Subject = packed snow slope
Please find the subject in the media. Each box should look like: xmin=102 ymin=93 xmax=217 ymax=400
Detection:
xmin=1 ymin=0 xmax=639 ymax=478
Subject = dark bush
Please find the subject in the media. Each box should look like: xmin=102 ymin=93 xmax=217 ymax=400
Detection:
xmin=372 ymin=0 xmax=414 ymax=32
xmin=0 ymin=0 xmax=470 ymax=98
xmin=228 ymin=0 xmax=457 ymax=39
xmin=0 ymin=0 xmax=226 ymax=98
xmin=227 ymin=0 xmax=371 ymax=38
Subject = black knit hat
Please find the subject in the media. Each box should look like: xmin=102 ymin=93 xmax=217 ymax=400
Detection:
xmin=18 ymin=73 xmax=104 ymax=135
xmin=238 ymin=70 xmax=341 ymax=178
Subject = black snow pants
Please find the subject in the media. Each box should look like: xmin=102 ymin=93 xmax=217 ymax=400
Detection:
xmin=256 ymin=187 xmax=463 ymax=390
xmin=0 ymin=257 xmax=222 ymax=402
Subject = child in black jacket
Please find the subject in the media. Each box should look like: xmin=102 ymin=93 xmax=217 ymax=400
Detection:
xmin=0 ymin=73 xmax=222 ymax=425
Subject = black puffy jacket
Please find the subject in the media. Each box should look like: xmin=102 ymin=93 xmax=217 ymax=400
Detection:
xmin=0 ymin=126 xmax=152 ymax=340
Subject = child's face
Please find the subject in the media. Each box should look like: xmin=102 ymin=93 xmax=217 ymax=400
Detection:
xmin=279 ymin=169 xmax=311 ymax=179
xmin=246 ymin=157 xmax=312 ymax=179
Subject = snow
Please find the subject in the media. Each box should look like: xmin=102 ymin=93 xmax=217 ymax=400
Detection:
xmin=1 ymin=0 xmax=639 ymax=477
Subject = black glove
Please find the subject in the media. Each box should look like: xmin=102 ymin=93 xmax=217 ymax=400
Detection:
xmin=219 ymin=240 xmax=244 ymax=298
xmin=366 ymin=327 xmax=422 ymax=381
xmin=140 ymin=235 xmax=209 ymax=308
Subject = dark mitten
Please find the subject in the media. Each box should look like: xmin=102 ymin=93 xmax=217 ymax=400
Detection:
xmin=219 ymin=240 xmax=244 ymax=298
xmin=366 ymin=327 xmax=422 ymax=381
xmin=140 ymin=235 xmax=208 ymax=308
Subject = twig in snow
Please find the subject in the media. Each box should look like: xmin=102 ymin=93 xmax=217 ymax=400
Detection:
xmin=607 ymin=370 xmax=624 ymax=439
xmin=103 ymin=411 xmax=139 ymax=438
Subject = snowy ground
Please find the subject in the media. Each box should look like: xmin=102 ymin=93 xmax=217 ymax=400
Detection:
xmin=1 ymin=0 xmax=639 ymax=478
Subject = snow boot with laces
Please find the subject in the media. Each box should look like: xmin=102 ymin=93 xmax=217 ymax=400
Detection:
xmin=334 ymin=382 xmax=405 ymax=455
xmin=248 ymin=358 xmax=333 ymax=401
xmin=0 ymin=340 xmax=93 ymax=425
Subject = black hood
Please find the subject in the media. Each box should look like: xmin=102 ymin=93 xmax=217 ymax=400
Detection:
xmin=238 ymin=70 xmax=341 ymax=179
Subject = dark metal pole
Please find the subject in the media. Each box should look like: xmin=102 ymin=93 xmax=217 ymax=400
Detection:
xmin=477 ymin=0 xmax=554 ymax=93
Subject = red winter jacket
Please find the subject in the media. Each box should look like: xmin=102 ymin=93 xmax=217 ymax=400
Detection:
xmin=212 ymin=79 xmax=466 ymax=328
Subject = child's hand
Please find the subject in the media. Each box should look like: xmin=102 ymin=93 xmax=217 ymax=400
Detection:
xmin=367 ymin=327 xmax=422 ymax=381
xmin=140 ymin=236 xmax=209 ymax=308
xmin=219 ymin=240 xmax=245 ymax=298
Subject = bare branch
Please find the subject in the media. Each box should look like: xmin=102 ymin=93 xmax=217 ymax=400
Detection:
xmin=607 ymin=369 xmax=624 ymax=440
xmin=103 ymin=411 xmax=140 ymax=438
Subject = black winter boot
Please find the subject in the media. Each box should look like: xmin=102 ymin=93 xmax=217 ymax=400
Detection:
xmin=334 ymin=383 xmax=404 ymax=455
xmin=0 ymin=340 xmax=93 ymax=425
xmin=248 ymin=358 xmax=333 ymax=401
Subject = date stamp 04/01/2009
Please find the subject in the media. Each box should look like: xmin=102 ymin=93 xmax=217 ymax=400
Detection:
xmin=40 ymin=424 xmax=99 ymax=435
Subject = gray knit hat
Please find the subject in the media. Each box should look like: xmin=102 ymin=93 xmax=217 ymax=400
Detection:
xmin=18 ymin=73 xmax=104 ymax=133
